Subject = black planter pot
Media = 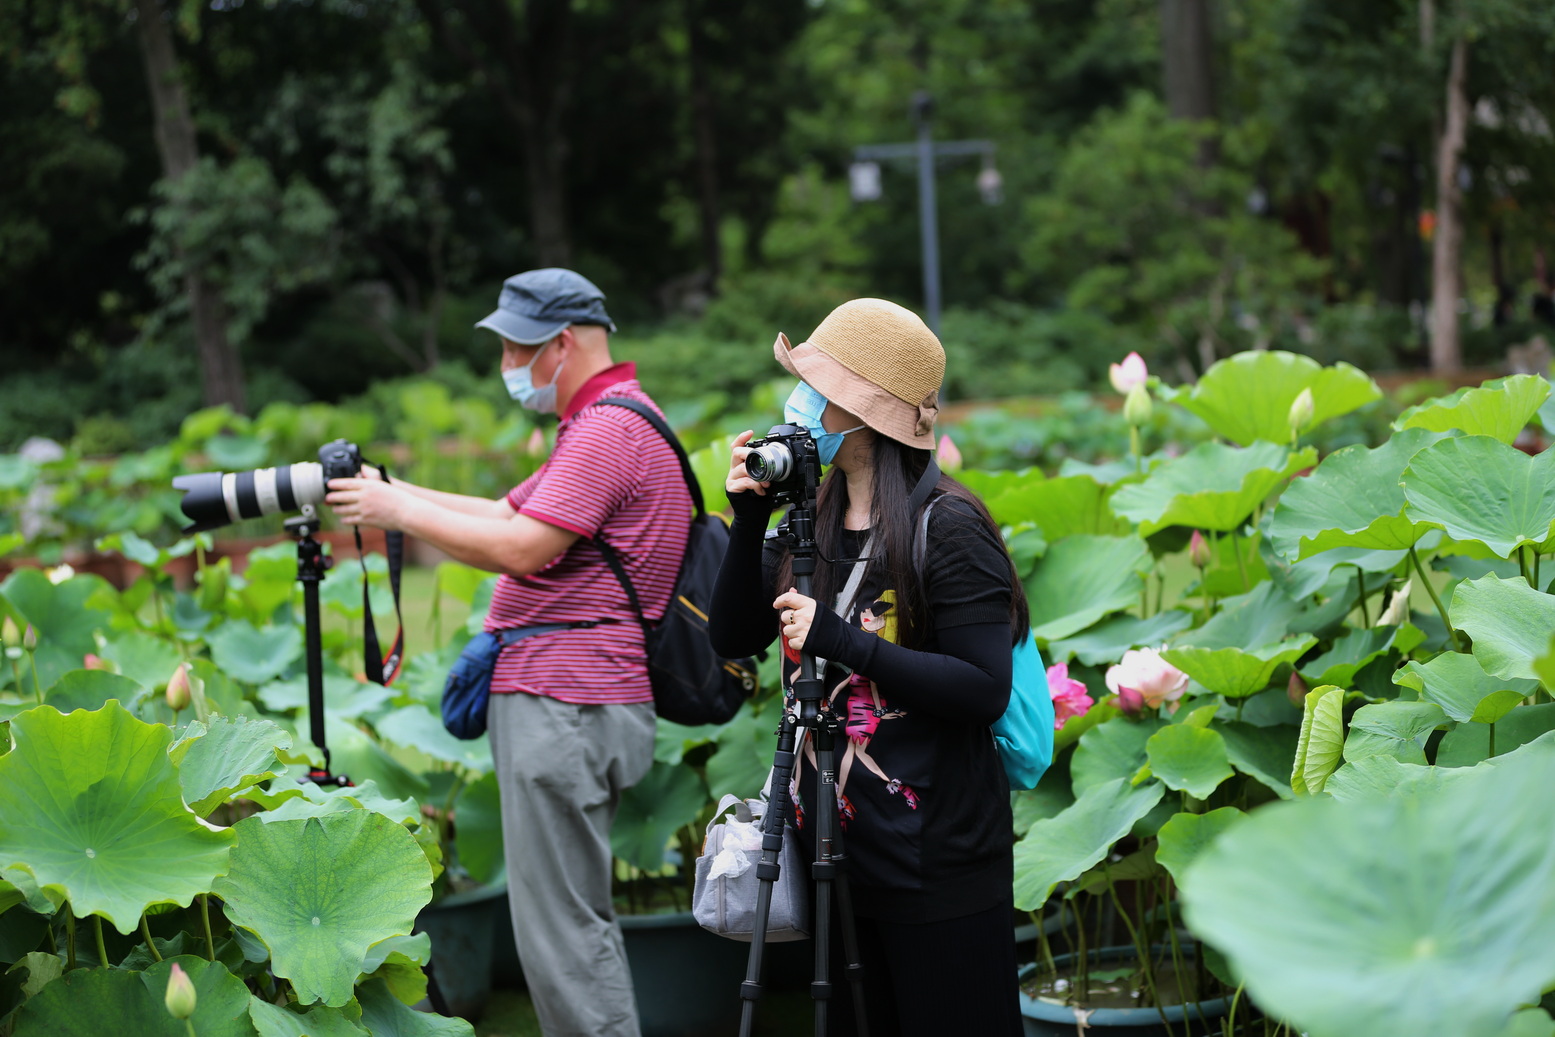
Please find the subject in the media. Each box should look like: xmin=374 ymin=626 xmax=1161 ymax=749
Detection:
xmin=1018 ymin=947 xmax=1231 ymax=1037
xmin=621 ymin=910 xmax=753 ymax=1037
xmin=416 ymin=881 xmax=508 ymax=1022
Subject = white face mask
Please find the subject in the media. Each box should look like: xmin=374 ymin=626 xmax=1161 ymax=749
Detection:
xmin=501 ymin=340 xmax=563 ymax=413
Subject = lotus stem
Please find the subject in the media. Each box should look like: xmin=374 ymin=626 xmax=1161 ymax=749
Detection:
xmin=93 ymin=914 xmax=108 ymax=967
xmin=1355 ymin=566 xmax=1370 ymax=627
xmin=200 ymin=894 xmax=215 ymax=962
xmin=1131 ymin=426 xmax=1143 ymax=475
xmin=9 ymin=657 xmax=22 ymax=700
xmin=1489 ymin=722 xmax=1497 ymax=759
xmin=186 ymin=1020 xmax=198 ymax=1037
xmin=1074 ymin=892 xmax=1089 ymax=1004
xmin=141 ymin=916 xmax=162 ymax=961
xmin=1524 ymin=546 xmax=1538 ymax=589
xmin=1230 ymin=528 xmax=1250 ymax=593
xmin=66 ymin=911 xmax=76 ymax=970
xmin=1226 ymin=982 xmax=1244 ymax=1035
xmin=1034 ymin=909 xmax=1057 ymax=981
xmin=29 ymin=651 xmax=43 ymax=705
xmin=1408 ymin=546 xmax=1461 ymax=651
xmin=1103 ymin=863 xmax=1164 ymax=1027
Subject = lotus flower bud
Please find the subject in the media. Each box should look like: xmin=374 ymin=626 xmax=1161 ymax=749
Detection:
xmin=1378 ymin=580 xmax=1413 ymax=627
xmin=22 ymin=624 xmax=37 ymax=653
xmin=83 ymin=653 xmax=107 ymax=671
xmin=166 ymin=663 xmax=192 ymax=712
xmin=1 ymin=617 xmax=16 ymax=646
xmin=1123 ymin=384 xmax=1153 ymax=427
xmin=1287 ymin=670 xmax=1308 ymax=707
xmin=164 ymin=962 xmax=197 ymax=1020
xmin=1288 ymin=387 xmax=1315 ymax=436
xmin=937 ymin=433 xmax=963 ymax=472
xmin=1109 ymin=352 xmax=1148 ymax=394
xmin=1188 ymin=530 xmax=1211 ymax=570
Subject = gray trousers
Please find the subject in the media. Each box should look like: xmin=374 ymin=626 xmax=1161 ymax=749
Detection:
xmin=487 ymin=691 xmax=656 ymax=1037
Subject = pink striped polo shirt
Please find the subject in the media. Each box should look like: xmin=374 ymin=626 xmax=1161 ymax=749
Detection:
xmin=485 ymin=363 xmax=691 ymax=705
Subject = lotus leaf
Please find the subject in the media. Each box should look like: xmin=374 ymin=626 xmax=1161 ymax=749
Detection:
xmin=1163 ymin=637 xmax=1314 ymax=699
xmin=1024 ymin=534 xmax=1152 ymax=642
xmin=248 ymin=998 xmax=369 ymax=1037
xmin=1146 ymin=725 xmax=1233 ymax=798
xmin=374 ymin=705 xmax=493 ymax=771
xmin=1538 ymin=633 xmax=1555 ymax=692
xmin=1180 ymin=743 xmax=1555 ymax=1037
xmin=1071 ymin=715 xmax=1164 ymax=794
xmin=1394 ymin=373 xmax=1550 ymax=444
xmin=1266 ymin=428 xmax=1450 ymax=561
xmin=1166 ymin=350 xmax=1381 ymax=447
xmin=12 ymin=954 xmax=256 ymax=1036
xmin=170 ymin=714 xmax=293 ymax=816
xmin=213 ymin=812 xmax=433 ymax=1006
xmin=1174 ymin=581 xmax=1301 ymax=651
xmin=1291 ymin=685 xmax=1345 ymax=795
xmin=1402 ymin=437 xmax=1555 ymax=558
xmin=1219 ymin=721 xmax=1298 ymax=800
xmin=0 ymin=702 xmax=234 ymax=933
xmin=356 ymin=976 xmax=475 ymax=1037
xmin=1156 ymin=807 xmax=1244 ymax=884
xmin=44 ymin=669 xmax=147 ymax=714
xmin=454 ymin=771 xmax=505 ymax=885
xmin=254 ymin=780 xmax=421 ymax=827
xmin=1045 ymin=610 xmax=1193 ymax=666
xmin=0 ymin=568 xmax=116 ymax=692
xmin=1394 ymin=652 xmax=1538 ymax=725
xmin=256 ymin=672 xmax=395 ymax=720
xmin=612 ymin=760 xmax=708 ymax=871
xmin=206 ymin=621 xmax=302 ymax=686
xmin=1109 ymin=441 xmax=1315 ymax=536
xmin=1012 ymin=777 xmax=1165 ymax=910
xmin=1436 ymin=703 xmax=1555 ymax=767
xmin=983 ymin=474 xmax=1131 ymax=538
xmin=99 ymin=630 xmax=183 ymax=691
xmin=703 ymin=695 xmax=784 ymax=801
xmin=1453 ymin=576 xmax=1555 ymax=682
xmin=1299 ymin=626 xmax=1411 ymax=689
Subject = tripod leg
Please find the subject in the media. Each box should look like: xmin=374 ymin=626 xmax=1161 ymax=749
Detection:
xmin=810 ymin=717 xmax=868 ymax=1037
xmin=738 ymin=714 xmax=802 ymax=1037
xmin=833 ymin=871 xmax=870 ymax=1037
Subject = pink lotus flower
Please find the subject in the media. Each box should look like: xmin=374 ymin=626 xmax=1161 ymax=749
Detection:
xmin=1047 ymin=662 xmax=1094 ymax=731
xmin=1105 ymin=647 xmax=1188 ymax=712
xmin=1188 ymin=530 xmax=1211 ymax=569
xmin=83 ymin=653 xmax=107 ymax=671
xmin=1109 ymin=352 xmax=1148 ymax=394
xmin=937 ymin=433 xmax=963 ymax=472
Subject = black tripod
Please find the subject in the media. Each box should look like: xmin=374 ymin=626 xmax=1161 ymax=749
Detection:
xmin=738 ymin=471 xmax=870 ymax=1037
xmin=286 ymin=507 xmax=352 ymax=789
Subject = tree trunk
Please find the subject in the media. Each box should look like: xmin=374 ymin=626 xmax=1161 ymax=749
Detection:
xmin=1429 ymin=35 xmax=1469 ymax=374
xmin=132 ymin=0 xmax=245 ymax=412
xmin=687 ymin=0 xmax=722 ymax=288
xmin=1160 ymin=0 xmax=1218 ymax=165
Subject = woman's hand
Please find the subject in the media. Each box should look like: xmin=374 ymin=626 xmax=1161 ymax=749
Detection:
xmin=726 ymin=430 xmax=770 ymax=498
xmin=773 ymin=588 xmax=818 ymax=652
xmin=325 ymin=477 xmax=413 ymax=530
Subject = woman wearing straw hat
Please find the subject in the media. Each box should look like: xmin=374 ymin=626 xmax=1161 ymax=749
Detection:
xmin=710 ymin=298 xmax=1027 ymax=1035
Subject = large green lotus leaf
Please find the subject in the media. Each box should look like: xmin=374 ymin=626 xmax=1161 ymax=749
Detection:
xmin=703 ymin=694 xmax=785 ymax=802
xmin=1291 ymin=685 xmax=1345 ymax=795
xmin=1218 ymin=721 xmax=1298 ymax=800
xmin=99 ymin=630 xmax=183 ymax=691
xmin=1299 ymin=626 xmax=1404 ymax=689
xmin=1395 ymin=373 xmax=1550 ymax=444
xmin=454 ymin=771 xmax=504 ymax=886
xmin=1266 ymin=428 xmax=1449 ymax=561
xmin=0 ymin=569 xmax=117 ymax=692
xmin=1173 ymin=581 xmax=1301 ymax=651
xmin=0 ymin=702 xmax=234 ymax=933
xmin=1179 ymin=743 xmax=1555 ymax=1037
xmin=1437 ymin=703 xmax=1555 ymax=768
xmin=206 ymin=620 xmax=302 ymax=686
xmin=256 ymin=673 xmax=395 ymax=721
xmin=255 ymin=780 xmax=421 ymax=829
xmin=1538 ymin=632 xmax=1555 ymax=694
xmin=375 ymin=705 xmax=493 ymax=772
xmin=43 ymin=669 xmax=147 ymax=714
xmin=1071 ymin=716 xmax=1164 ymax=794
xmin=11 ymin=954 xmax=258 ymax=1037
xmin=1156 ymin=807 xmax=1244 ymax=884
xmin=0 ymin=877 xmax=23 ymax=916
xmin=1349 ymin=701 xmax=1447 ymax=741
xmin=213 ymin=812 xmax=433 ymax=1007
xmin=989 ymin=474 xmax=1131 ymax=539
xmin=611 ymin=760 xmax=708 ymax=871
xmin=1012 ymin=777 xmax=1165 ymax=910
xmin=1012 ymin=781 xmax=1077 ymax=837
xmin=1402 ymin=437 xmax=1555 ymax=558
xmin=1146 ymin=725 xmax=1233 ymax=798
xmin=1163 ymin=637 xmax=1314 ymax=700
xmin=1109 ymin=441 xmax=1316 ymax=536
xmin=1322 ymin=737 xmax=1555 ymax=805
xmin=1454 ymin=576 xmax=1555 ymax=682
xmin=356 ymin=976 xmax=475 ymax=1037
xmin=1395 ymin=652 xmax=1539 ymax=724
xmin=1503 ymin=1009 xmax=1555 ymax=1037
xmin=248 ymin=997 xmax=368 ymax=1037
xmin=170 ymin=714 xmax=293 ymax=816
xmin=1168 ymin=351 xmax=1382 ymax=447
xmin=1046 ymin=611 xmax=1193 ymax=666
xmin=1025 ymin=535 xmax=1152 ymax=642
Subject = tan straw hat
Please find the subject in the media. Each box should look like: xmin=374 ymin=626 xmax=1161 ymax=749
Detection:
xmin=774 ymin=298 xmax=945 ymax=449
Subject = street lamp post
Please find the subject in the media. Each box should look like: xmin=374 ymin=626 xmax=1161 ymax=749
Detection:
xmin=851 ymin=92 xmax=1000 ymax=336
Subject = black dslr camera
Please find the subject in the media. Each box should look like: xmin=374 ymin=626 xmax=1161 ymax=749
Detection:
xmin=173 ymin=438 xmax=365 ymax=533
xmin=745 ymin=423 xmax=822 ymax=505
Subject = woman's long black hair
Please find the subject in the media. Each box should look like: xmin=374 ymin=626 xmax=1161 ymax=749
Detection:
xmin=777 ymin=432 xmax=1030 ymax=652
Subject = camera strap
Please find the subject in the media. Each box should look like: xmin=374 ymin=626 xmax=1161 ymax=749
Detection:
xmin=356 ymin=460 xmax=405 ymax=686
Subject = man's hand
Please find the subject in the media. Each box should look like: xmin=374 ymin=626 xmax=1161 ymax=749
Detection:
xmin=326 ymin=478 xmax=415 ymax=531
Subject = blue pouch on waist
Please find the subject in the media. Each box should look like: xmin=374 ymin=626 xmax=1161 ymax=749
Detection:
xmin=441 ymin=631 xmax=503 ymax=740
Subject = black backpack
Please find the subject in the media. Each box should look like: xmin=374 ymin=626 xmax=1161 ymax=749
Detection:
xmin=589 ymin=398 xmax=759 ymax=726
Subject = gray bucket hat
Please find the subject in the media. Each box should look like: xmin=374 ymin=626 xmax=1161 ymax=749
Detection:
xmin=475 ymin=268 xmax=617 ymax=345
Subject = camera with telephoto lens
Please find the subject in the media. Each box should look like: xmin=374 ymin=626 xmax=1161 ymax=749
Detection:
xmin=745 ymin=423 xmax=822 ymax=504
xmin=172 ymin=438 xmax=365 ymax=533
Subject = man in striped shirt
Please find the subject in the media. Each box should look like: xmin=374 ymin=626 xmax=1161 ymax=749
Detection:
xmin=326 ymin=268 xmax=689 ymax=1037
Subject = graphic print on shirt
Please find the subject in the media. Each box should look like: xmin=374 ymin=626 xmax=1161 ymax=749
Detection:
xmin=789 ymin=590 xmax=918 ymax=832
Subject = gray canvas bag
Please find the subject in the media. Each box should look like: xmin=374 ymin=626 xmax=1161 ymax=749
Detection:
xmin=692 ymin=793 xmax=810 ymax=941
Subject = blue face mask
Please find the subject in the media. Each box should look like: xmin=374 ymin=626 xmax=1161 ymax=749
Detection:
xmin=783 ymin=382 xmax=865 ymax=465
xmin=502 ymin=340 xmax=560 ymax=413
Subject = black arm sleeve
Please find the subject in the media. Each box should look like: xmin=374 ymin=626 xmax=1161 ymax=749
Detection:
xmin=806 ymin=610 xmax=1013 ymax=726
xmin=709 ymin=492 xmax=781 ymax=658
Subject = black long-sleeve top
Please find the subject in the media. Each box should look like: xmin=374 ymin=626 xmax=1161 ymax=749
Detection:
xmin=709 ymin=487 xmax=1017 ymax=923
